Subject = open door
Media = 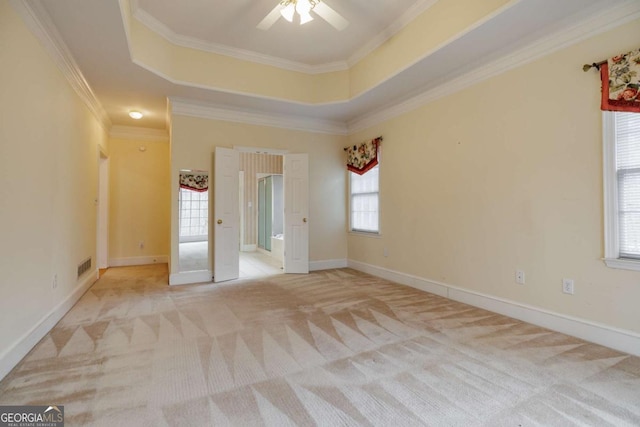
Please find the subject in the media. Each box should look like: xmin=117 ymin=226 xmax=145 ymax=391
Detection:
xmin=214 ymin=147 xmax=240 ymax=282
xmin=284 ymin=154 xmax=309 ymax=274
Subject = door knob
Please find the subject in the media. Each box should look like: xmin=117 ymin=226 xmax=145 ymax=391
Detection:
xmin=303 ymin=218 xmax=307 ymax=223
xmin=217 ymin=219 xmax=223 ymax=224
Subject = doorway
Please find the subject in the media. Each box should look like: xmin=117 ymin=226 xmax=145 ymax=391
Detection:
xmin=97 ymin=150 xmax=109 ymax=270
xmin=209 ymin=147 xmax=309 ymax=284
xmin=238 ymin=152 xmax=285 ymax=278
xmin=178 ymin=171 xmax=209 ymax=273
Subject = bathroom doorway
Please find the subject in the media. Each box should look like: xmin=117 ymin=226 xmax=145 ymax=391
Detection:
xmin=238 ymin=151 xmax=285 ymax=277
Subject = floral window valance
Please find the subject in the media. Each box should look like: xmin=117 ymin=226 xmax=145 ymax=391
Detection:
xmin=600 ymin=48 xmax=640 ymax=113
xmin=344 ymin=137 xmax=382 ymax=175
xmin=179 ymin=172 xmax=208 ymax=192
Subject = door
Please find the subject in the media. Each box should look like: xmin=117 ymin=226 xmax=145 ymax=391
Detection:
xmin=214 ymin=147 xmax=240 ymax=282
xmin=284 ymin=154 xmax=309 ymax=274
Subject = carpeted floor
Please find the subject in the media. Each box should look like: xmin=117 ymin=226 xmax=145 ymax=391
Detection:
xmin=1 ymin=265 xmax=639 ymax=426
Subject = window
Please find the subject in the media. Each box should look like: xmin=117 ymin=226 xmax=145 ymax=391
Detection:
xmin=179 ymin=188 xmax=208 ymax=241
xmin=350 ymin=165 xmax=379 ymax=233
xmin=604 ymin=111 xmax=640 ymax=270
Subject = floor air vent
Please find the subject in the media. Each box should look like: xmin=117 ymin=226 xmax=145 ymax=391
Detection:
xmin=77 ymin=257 xmax=92 ymax=278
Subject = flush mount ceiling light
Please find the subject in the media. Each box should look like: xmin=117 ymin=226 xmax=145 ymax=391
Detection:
xmin=257 ymin=0 xmax=348 ymax=31
xmin=129 ymin=111 xmax=143 ymax=119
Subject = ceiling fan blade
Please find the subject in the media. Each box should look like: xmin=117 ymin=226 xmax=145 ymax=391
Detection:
xmin=313 ymin=2 xmax=349 ymax=31
xmin=257 ymin=4 xmax=283 ymax=30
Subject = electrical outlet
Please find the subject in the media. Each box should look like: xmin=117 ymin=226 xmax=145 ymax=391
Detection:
xmin=139 ymin=240 xmax=145 ymax=250
xmin=562 ymin=278 xmax=575 ymax=295
xmin=515 ymin=270 xmax=525 ymax=285
xmin=383 ymin=247 xmax=389 ymax=257
xmin=52 ymin=274 xmax=57 ymax=289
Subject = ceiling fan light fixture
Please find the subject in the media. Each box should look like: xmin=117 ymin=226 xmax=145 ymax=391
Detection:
xmin=280 ymin=3 xmax=295 ymax=22
xmin=299 ymin=12 xmax=313 ymax=24
xmin=296 ymin=0 xmax=312 ymax=14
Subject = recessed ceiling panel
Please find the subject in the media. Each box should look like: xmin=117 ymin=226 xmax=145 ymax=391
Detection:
xmin=135 ymin=0 xmax=422 ymax=65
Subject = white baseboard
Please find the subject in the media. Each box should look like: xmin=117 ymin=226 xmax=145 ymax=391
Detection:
xmin=0 ymin=270 xmax=98 ymax=381
xmin=347 ymin=259 xmax=640 ymax=357
xmin=310 ymin=259 xmax=348 ymax=271
xmin=241 ymin=244 xmax=257 ymax=252
xmin=169 ymin=270 xmax=212 ymax=286
xmin=347 ymin=260 xmax=448 ymax=297
xmin=109 ymin=255 xmax=168 ymax=267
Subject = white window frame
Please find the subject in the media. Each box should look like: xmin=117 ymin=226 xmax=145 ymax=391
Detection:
xmin=602 ymin=111 xmax=640 ymax=271
xmin=349 ymin=165 xmax=381 ymax=236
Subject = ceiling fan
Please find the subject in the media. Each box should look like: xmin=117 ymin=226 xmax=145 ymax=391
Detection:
xmin=257 ymin=0 xmax=349 ymax=31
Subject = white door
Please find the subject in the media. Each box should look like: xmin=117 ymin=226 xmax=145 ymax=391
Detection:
xmin=284 ymin=154 xmax=309 ymax=274
xmin=214 ymin=147 xmax=240 ymax=282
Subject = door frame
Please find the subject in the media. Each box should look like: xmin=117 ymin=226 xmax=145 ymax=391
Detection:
xmin=97 ymin=148 xmax=109 ymax=270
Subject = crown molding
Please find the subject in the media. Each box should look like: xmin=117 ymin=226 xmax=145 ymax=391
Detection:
xmin=131 ymin=0 xmax=439 ymax=75
xmin=170 ymin=98 xmax=348 ymax=135
xmin=109 ymin=125 xmax=169 ymax=142
xmin=348 ymin=0 xmax=640 ymax=133
xmin=347 ymin=0 xmax=439 ymax=67
xmin=10 ymin=0 xmax=112 ymax=132
xmin=132 ymin=3 xmax=348 ymax=75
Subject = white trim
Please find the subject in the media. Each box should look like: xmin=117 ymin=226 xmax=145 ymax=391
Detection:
xmin=348 ymin=231 xmax=382 ymax=239
xmin=602 ymin=111 xmax=618 ymax=260
xmin=602 ymin=111 xmax=640 ymax=271
xmin=241 ymin=244 xmax=257 ymax=252
xmin=239 ymin=170 xmax=245 ymax=254
xmin=309 ymin=259 xmax=348 ymax=271
xmin=132 ymin=4 xmax=347 ymax=75
xmin=109 ymin=125 xmax=169 ymax=142
xmin=234 ymin=146 xmax=290 ymax=155
xmin=9 ymin=0 xmax=111 ymax=131
xmin=169 ymin=270 xmax=212 ymax=286
xmin=603 ymin=258 xmax=640 ymax=272
xmin=348 ymin=260 xmax=448 ymax=297
xmin=347 ymin=260 xmax=640 ymax=357
xmin=109 ymin=255 xmax=168 ymax=267
xmin=0 ymin=270 xmax=98 ymax=381
xmin=347 ymin=0 xmax=439 ymax=67
xmin=170 ymin=98 xmax=348 ymax=135
xmin=348 ymin=0 xmax=640 ymax=133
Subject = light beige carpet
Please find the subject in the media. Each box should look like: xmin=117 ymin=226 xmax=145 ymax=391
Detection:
xmin=1 ymin=265 xmax=639 ymax=426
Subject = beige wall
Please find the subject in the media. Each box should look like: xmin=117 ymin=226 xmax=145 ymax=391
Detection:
xmin=349 ymin=0 xmax=512 ymax=97
xmin=108 ymin=138 xmax=170 ymax=262
xmin=239 ymin=153 xmax=283 ymax=247
xmin=0 ymin=3 xmax=108 ymax=369
xmin=170 ymin=116 xmax=348 ymax=274
xmin=348 ymin=19 xmax=640 ymax=334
